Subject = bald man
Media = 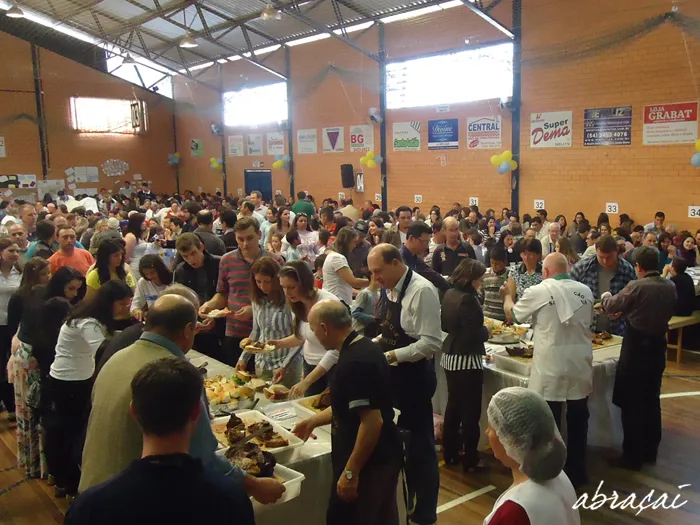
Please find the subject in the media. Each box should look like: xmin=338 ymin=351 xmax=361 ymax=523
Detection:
xmin=294 ymin=300 xmax=401 ymax=525
xmin=81 ymin=294 xmax=285 ymax=504
xmin=502 ymin=252 xmax=594 ymax=488
xmin=431 ymin=216 xmax=476 ymax=277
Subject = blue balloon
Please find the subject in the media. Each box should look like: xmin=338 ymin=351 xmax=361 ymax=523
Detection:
xmin=498 ymin=161 xmax=511 ymax=174
xmin=374 ymin=156 xmax=383 ymax=164
xmin=217 ymin=157 xmax=224 ymax=165
xmin=282 ymin=155 xmax=290 ymax=162
xmin=274 ymin=155 xmax=282 ymax=161
xmin=691 ymin=152 xmax=700 ymax=167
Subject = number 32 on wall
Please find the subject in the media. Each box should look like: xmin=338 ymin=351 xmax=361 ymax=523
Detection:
xmin=605 ymin=202 xmax=619 ymax=214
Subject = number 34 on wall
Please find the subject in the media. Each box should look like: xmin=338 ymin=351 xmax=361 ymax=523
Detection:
xmin=689 ymin=206 xmax=700 ymax=218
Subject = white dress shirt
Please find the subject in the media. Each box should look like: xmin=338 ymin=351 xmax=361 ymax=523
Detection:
xmin=386 ymin=267 xmax=442 ymax=363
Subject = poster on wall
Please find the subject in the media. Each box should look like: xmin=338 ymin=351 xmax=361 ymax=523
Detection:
xmin=0 ymin=137 xmax=6 ymax=158
xmin=466 ymin=116 xmax=502 ymax=149
xmin=584 ymin=106 xmax=632 ymax=146
xmin=323 ymin=127 xmax=345 ymax=153
xmin=267 ymin=132 xmax=285 ymax=156
xmin=428 ymin=119 xmax=459 ymax=150
xmin=642 ymin=102 xmax=698 ymax=145
xmin=530 ymin=111 xmax=572 ymax=148
xmin=247 ymin=134 xmax=263 ymax=156
xmin=73 ymin=167 xmax=100 ymax=183
xmin=228 ymin=135 xmax=245 ymax=157
xmin=297 ymin=129 xmax=318 ymax=154
xmin=349 ymin=125 xmax=374 ymax=153
xmin=190 ymin=139 xmax=203 ymax=158
xmin=37 ymin=179 xmax=65 ymax=200
xmin=393 ymin=122 xmax=421 ymax=151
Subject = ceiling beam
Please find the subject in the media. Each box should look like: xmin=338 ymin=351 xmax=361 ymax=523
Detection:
xmin=273 ymin=0 xmax=378 ymax=61
xmin=199 ymin=4 xmax=285 ymax=46
xmin=105 ymin=0 xmax=198 ymax=38
xmin=459 ymin=0 xmax=514 ymax=39
xmin=52 ymin=0 xmax=107 ymax=22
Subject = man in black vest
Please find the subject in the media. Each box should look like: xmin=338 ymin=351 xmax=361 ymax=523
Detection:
xmin=367 ymin=244 xmax=442 ymax=525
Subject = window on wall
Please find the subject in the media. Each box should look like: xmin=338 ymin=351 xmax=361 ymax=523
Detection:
xmin=386 ymin=43 xmax=513 ymax=109
xmin=70 ymin=97 xmax=146 ymax=134
xmin=223 ymin=82 xmax=288 ymax=127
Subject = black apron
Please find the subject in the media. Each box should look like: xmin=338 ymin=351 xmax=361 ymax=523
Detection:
xmin=612 ymin=323 xmax=666 ymax=408
xmin=379 ymin=269 xmax=437 ymax=413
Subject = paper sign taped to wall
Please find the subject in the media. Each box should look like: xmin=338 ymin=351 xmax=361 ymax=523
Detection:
xmin=65 ymin=168 xmax=74 ymax=177
xmin=68 ymin=183 xmax=77 ymax=190
xmin=0 ymin=176 xmax=7 ymax=183
xmin=133 ymin=174 xmax=142 ymax=181
xmin=3 ymin=190 xmax=11 ymax=197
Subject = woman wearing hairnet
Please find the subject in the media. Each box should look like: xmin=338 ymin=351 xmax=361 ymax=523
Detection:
xmin=484 ymin=387 xmax=581 ymax=524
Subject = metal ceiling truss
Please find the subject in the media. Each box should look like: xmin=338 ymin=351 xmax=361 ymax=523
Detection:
xmin=459 ymin=0 xmax=514 ymax=39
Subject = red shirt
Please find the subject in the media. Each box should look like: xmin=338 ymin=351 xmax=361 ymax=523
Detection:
xmin=487 ymin=500 xmax=530 ymax=525
xmin=48 ymin=248 xmax=95 ymax=276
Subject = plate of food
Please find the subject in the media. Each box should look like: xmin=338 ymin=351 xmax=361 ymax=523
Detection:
xmin=264 ymin=384 xmax=290 ymax=401
xmin=205 ymin=308 xmax=230 ymax=319
xmin=211 ymin=411 xmax=304 ymax=456
xmin=294 ymin=388 xmax=332 ymax=414
xmin=204 ymin=375 xmax=256 ymax=411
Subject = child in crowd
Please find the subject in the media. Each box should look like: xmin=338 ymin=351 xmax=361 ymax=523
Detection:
xmin=351 ymin=274 xmax=380 ymax=337
xmin=481 ymin=246 xmax=509 ymax=321
xmin=284 ymin=230 xmax=302 ymax=262
xmin=314 ymin=253 xmax=327 ymax=289
xmin=269 ymin=232 xmax=285 ymax=259
xmin=317 ymin=229 xmax=330 ymax=255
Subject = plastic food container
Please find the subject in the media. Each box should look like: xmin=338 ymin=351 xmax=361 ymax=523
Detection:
xmin=292 ymin=396 xmax=332 ymax=435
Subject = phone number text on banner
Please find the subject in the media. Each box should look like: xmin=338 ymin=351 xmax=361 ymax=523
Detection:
xmin=584 ymin=106 xmax=632 ymax=146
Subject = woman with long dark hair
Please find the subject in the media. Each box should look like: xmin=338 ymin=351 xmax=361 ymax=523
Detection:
xmin=269 ymin=261 xmax=343 ymax=397
xmin=124 ymin=213 xmax=148 ymax=280
xmin=554 ymin=215 xmax=568 ymax=239
xmin=322 ymin=227 xmax=369 ymax=306
xmin=85 ymin=238 xmax=136 ymax=301
xmin=130 ymin=254 xmax=172 ymax=322
xmin=10 ymin=265 xmax=83 ymax=480
xmin=0 ymin=236 xmax=22 ymax=422
xmin=368 ymin=218 xmax=385 ymax=247
xmin=597 ymin=212 xmax=610 ymax=230
xmin=236 ymin=257 xmax=300 ymax=385
xmin=285 ymin=213 xmax=319 ymax=263
xmin=567 ymin=212 xmax=585 ymax=238
xmin=266 ymin=207 xmax=292 ymax=251
xmin=45 ymin=280 xmax=133 ymax=498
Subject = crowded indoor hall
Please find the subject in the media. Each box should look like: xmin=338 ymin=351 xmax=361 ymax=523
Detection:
xmin=0 ymin=0 xmax=699 ymax=524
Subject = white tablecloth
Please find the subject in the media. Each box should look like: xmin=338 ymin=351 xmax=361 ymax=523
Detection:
xmin=432 ymin=346 xmax=623 ymax=450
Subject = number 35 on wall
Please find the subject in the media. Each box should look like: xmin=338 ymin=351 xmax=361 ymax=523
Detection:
xmin=605 ymin=202 xmax=619 ymax=214
xmin=689 ymin=206 xmax=700 ymax=218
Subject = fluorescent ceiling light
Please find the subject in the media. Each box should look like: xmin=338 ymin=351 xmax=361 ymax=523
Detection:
xmin=6 ymin=4 xmax=24 ymax=18
xmin=122 ymin=54 xmax=136 ymax=65
xmin=260 ymin=2 xmax=281 ymax=21
xmin=287 ymin=33 xmax=330 ymax=46
xmin=179 ymin=33 xmax=198 ymax=48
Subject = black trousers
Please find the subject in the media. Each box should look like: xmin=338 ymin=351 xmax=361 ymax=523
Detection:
xmin=43 ymin=376 xmax=92 ymax=494
xmin=617 ymin=374 xmax=663 ymax=466
xmin=326 ymin=458 xmax=401 ymax=525
xmin=193 ymin=332 xmax=226 ymax=363
xmin=443 ymin=368 xmax=483 ymax=467
xmin=0 ymin=325 xmax=15 ymax=413
xmin=547 ymin=397 xmax=589 ymax=485
xmin=223 ymin=336 xmax=245 ymax=367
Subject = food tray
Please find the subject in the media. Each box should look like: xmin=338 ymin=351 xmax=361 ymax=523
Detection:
xmin=292 ymin=395 xmax=332 ymax=435
xmin=211 ymin=410 xmax=304 ymax=459
xmin=592 ymin=334 xmax=623 ymax=350
xmin=491 ymin=348 xmax=532 ymax=377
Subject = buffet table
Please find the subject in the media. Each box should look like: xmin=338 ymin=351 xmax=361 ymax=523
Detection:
xmin=432 ymin=343 xmax=624 ymax=450
xmin=188 ymin=350 xmax=407 ymax=525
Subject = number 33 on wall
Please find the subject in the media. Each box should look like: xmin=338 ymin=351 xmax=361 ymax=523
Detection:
xmin=605 ymin=202 xmax=619 ymax=214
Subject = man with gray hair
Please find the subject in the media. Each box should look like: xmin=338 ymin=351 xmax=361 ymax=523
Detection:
xmin=294 ymin=300 xmax=401 ymax=525
xmin=502 ymin=252 xmax=594 ymax=488
xmin=81 ymin=294 xmax=285 ymax=503
xmin=541 ymin=222 xmax=561 ymax=256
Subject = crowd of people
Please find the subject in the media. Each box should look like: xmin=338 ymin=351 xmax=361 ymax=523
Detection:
xmin=0 ymin=183 xmax=696 ymax=525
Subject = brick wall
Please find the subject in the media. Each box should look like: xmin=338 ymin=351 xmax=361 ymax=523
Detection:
xmin=0 ymin=31 xmax=176 ymax=198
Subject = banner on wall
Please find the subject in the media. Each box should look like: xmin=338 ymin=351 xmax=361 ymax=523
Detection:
xmin=323 ymin=127 xmax=345 ymax=153
xmin=428 ymin=119 xmax=459 ymax=150
xmin=349 ymin=125 xmax=374 ymax=153
xmin=0 ymin=137 xmax=6 ymax=158
xmin=393 ymin=122 xmax=421 ymax=151
xmin=530 ymin=111 xmax=572 ymax=148
xmin=247 ymin=134 xmax=263 ymax=156
xmin=466 ymin=116 xmax=502 ymax=149
xmin=297 ymin=129 xmax=318 ymax=154
xmin=190 ymin=139 xmax=203 ymax=157
xmin=228 ymin=135 xmax=245 ymax=157
xmin=267 ymin=132 xmax=285 ymax=156
xmin=584 ymin=106 xmax=632 ymax=146
xmin=643 ymin=102 xmax=698 ymax=145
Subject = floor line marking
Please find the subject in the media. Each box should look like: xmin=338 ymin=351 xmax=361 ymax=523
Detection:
xmin=437 ymin=485 xmax=497 ymax=514
xmin=660 ymin=391 xmax=700 ymax=399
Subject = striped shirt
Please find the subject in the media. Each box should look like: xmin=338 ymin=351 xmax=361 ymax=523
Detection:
xmin=216 ymin=248 xmax=283 ymax=337
xmin=440 ymin=353 xmax=483 ymax=371
xmin=239 ymin=299 xmax=300 ymax=371
xmin=482 ymin=267 xmax=509 ymax=321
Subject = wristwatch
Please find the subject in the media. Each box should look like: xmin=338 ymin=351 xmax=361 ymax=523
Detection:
xmin=344 ymin=470 xmax=354 ymax=480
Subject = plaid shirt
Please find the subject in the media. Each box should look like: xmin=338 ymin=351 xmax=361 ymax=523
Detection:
xmin=216 ymin=248 xmax=283 ymax=337
xmin=570 ymin=255 xmax=637 ymax=335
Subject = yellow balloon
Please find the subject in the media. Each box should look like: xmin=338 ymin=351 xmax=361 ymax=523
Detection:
xmin=367 ymin=159 xmax=376 ymax=168
xmin=174 ymin=152 xmax=181 ymax=158
xmin=366 ymin=151 xmax=375 ymax=160
xmin=209 ymin=156 xmax=217 ymax=163
xmin=510 ymin=160 xmax=518 ymax=171
xmin=502 ymin=150 xmax=512 ymax=161
xmin=360 ymin=157 xmax=368 ymax=165
xmin=696 ymin=138 xmax=700 ymax=152
xmin=274 ymin=160 xmax=283 ymax=168
xmin=490 ymin=155 xmax=501 ymax=166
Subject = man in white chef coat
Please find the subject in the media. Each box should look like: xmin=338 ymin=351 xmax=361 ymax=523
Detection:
xmin=502 ymin=252 xmax=594 ymax=489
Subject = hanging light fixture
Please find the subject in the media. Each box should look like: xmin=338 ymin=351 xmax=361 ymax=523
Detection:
xmin=260 ymin=2 xmax=281 ymax=21
xmin=122 ymin=54 xmax=137 ymax=65
xmin=6 ymin=4 xmax=25 ymax=18
xmin=179 ymin=32 xmax=198 ymax=48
